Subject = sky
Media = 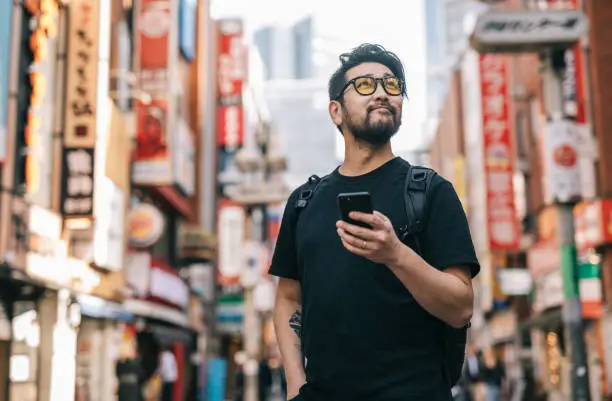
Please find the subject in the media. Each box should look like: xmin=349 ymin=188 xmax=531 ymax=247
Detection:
xmin=211 ymin=0 xmax=429 ymax=152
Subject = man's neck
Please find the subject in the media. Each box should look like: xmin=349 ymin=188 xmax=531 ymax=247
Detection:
xmin=339 ymin=138 xmax=395 ymax=177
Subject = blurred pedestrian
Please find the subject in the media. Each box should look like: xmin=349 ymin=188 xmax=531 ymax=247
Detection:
xmin=482 ymin=347 xmax=505 ymax=401
xmin=270 ymin=43 xmax=479 ymax=401
xmin=159 ymin=345 xmax=178 ymax=401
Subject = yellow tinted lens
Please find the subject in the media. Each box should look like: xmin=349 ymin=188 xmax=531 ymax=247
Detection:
xmin=354 ymin=77 xmax=376 ymax=95
xmin=384 ymin=77 xmax=402 ymax=95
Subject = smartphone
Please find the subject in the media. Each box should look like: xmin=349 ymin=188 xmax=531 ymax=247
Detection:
xmin=337 ymin=192 xmax=373 ymax=228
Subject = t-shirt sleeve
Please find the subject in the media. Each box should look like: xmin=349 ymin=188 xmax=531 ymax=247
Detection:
xmin=268 ymin=189 xmax=300 ymax=281
xmin=420 ymin=179 xmax=480 ymax=278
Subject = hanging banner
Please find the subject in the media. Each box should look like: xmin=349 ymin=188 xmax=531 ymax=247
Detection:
xmin=217 ymin=200 xmax=245 ymax=286
xmin=217 ymin=105 xmax=244 ymax=149
xmin=217 ymin=19 xmax=244 ymax=104
xmin=574 ymin=199 xmax=612 ymax=252
xmin=541 ymin=118 xmax=581 ymax=204
xmin=64 ymin=0 xmax=100 ymax=148
xmin=479 ymin=54 xmax=519 ymax=250
xmin=133 ymin=0 xmax=183 ymax=187
xmin=217 ymin=19 xmax=244 ymax=149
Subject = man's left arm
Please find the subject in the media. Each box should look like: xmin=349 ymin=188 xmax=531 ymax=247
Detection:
xmin=336 ymin=180 xmax=479 ymax=328
xmin=385 ymin=246 xmax=473 ymax=328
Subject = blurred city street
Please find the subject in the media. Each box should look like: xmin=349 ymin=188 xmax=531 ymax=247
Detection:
xmin=0 ymin=0 xmax=610 ymax=400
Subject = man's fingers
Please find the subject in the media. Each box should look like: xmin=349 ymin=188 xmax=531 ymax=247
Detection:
xmin=373 ymin=211 xmax=393 ymax=229
xmin=340 ymin=237 xmax=367 ymax=255
xmin=336 ymin=220 xmax=377 ymax=240
xmin=348 ymin=211 xmax=385 ymax=228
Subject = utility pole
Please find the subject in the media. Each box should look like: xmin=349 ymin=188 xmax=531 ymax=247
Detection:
xmin=542 ymin=49 xmax=591 ymax=401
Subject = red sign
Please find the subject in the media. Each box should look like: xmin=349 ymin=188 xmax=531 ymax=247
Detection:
xmin=137 ymin=0 xmax=170 ymax=93
xmin=479 ymin=54 xmax=519 ymax=250
xmin=527 ymin=242 xmax=560 ymax=278
xmin=134 ymin=99 xmax=168 ymax=160
xmin=574 ymin=199 xmax=612 ymax=252
xmin=217 ymin=105 xmax=244 ymax=149
xmin=217 ymin=19 xmax=244 ymax=103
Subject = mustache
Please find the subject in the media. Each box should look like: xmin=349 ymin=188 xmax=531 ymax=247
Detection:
xmin=367 ymin=103 xmax=395 ymax=115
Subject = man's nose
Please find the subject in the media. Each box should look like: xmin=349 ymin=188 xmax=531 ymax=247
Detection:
xmin=372 ymin=81 xmax=389 ymax=100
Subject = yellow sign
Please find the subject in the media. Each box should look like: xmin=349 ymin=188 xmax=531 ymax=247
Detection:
xmin=453 ymin=156 xmax=468 ymax=213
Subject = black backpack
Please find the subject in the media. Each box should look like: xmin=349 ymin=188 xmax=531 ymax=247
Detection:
xmin=294 ymin=164 xmax=469 ymax=388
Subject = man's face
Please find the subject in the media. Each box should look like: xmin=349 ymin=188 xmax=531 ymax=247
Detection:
xmin=331 ymin=62 xmax=403 ymax=147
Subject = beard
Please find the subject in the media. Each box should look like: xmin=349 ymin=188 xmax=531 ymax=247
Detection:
xmin=345 ymin=107 xmax=401 ymax=147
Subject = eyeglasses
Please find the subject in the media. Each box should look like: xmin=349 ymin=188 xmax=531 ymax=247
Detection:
xmin=335 ymin=75 xmax=405 ymax=100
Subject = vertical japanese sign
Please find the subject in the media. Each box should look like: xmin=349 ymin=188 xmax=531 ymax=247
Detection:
xmin=61 ymin=148 xmax=95 ymax=217
xmin=479 ymin=54 xmax=519 ymax=251
xmin=62 ymin=0 xmax=99 ymax=217
xmin=64 ymin=0 xmax=99 ymax=148
xmin=217 ymin=19 xmax=245 ymax=150
xmin=558 ymin=0 xmax=586 ymax=123
xmin=0 ymin=0 xmax=12 ymax=163
xmin=133 ymin=0 xmax=174 ymax=184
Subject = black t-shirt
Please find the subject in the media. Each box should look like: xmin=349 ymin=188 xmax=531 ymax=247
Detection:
xmin=269 ymin=157 xmax=480 ymax=401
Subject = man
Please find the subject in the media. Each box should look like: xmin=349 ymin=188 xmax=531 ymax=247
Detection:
xmin=270 ymin=44 xmax=479 ymax=401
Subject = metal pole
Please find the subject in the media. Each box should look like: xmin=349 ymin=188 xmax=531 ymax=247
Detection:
xmin=542 ymin=50 xmax=591 ymax=401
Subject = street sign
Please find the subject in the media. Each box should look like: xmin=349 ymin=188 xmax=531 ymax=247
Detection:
xmin=471 ymin=9 xmax=588 ymax=53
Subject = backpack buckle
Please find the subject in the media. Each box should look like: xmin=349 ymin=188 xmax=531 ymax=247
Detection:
xmin=296 ymin=189 xmax=313 ymax=209
xmin=409 ymin=169 xmax=428 ymax=191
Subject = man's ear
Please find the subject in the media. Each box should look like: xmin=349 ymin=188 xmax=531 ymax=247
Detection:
xmin=329 ymin=100 xmax=343 ymax=127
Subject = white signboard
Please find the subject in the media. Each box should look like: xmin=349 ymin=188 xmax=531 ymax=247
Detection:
xmin=218 ymin=204 xmax=245 ymax=281
xmin=542 ymin=118 xmax=581 ymax=204
xmin=499 ymin=268 xmax=533 ymax=296
xmin=173 ymin=118 xmax=195 ymax=196
xmin=149 ymin=267 xmax=190 ymax=310
xmin=472 ymin=10 xmax=587 ymax=53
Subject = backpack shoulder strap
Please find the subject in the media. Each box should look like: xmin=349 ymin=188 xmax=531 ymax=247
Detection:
xmin=403 ymin=165 xmax=437 ymax=254
xmin=295 ymin=174 xmax=329 ymax=211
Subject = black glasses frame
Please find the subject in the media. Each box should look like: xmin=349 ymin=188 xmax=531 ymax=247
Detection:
xmin=334 ymin=75 xmax=406 ymax=100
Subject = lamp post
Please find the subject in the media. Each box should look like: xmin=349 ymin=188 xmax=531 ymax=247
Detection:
xmin=227 ymin=123 xmax=288 ymax=401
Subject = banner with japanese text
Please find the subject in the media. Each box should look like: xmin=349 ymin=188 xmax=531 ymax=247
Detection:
xmin=62 ymin=0 xmax=99 ymax=217
xmin=479 ymin=54 xmax=520 ymax=250
xmin=217 ymin=19 xmax=245 ymax=149
xmin=132 ymin=0 xmax=179 ymax=185
xmin=64 ymin=0 xmax=99 ymax=149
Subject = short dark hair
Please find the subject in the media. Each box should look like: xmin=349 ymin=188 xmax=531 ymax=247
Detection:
xmin=328 ymin=43 xmax=406 ymax=101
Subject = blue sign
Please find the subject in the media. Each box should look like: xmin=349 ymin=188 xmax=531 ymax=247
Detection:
xmin=179 ymin=0 xmax=197 ymax=62
xmin=207 ymin=358 xmax=227 ymax=401
xmin=0 ymin=0 xmax=12 ymax=159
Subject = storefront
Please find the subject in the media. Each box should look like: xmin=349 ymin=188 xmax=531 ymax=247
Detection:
xmin=574 ymin=198 xmax=612 ymax=399
xmin=74 ymin=295 xmax=136 ymax=401
xmin=124 ymin=202 xmax=200 ymax=401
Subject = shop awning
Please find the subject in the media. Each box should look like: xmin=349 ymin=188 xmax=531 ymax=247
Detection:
xmin=123 ymin=298 xmax=190 ymax=328
xmin=77 ymin=294 xmax=135 ymax=322
xmin=520 ymin=307 xmax=563 ymax=332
